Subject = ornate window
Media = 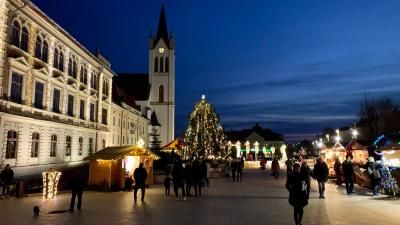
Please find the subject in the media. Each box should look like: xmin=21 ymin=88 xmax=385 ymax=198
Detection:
xmin=35 ymin=36 xmax=42 ymax=59
xmin=165 ymin=57 xmax=169 ymax=72
xmin=53 ymin=49 xmax=59 ymax=69
xmin=67 ymin=94 xmax=74 ymax=117
xmin=160 ymin=57 xmax=164 ymax=72
xmin=50 ymin=134 xmax=57 ymax=157
xmin=102 ymin=108 xmax=108 ymax=125
xmin=154 ymin=57 xmax=158 ymax=72
xmin=34 ymin=81 xmax=44 ymax=109
xmin=91 ymin=72 xmax=98 ymax=90
xmin=80 ymin=100 xmax=85 ymax=120
xmin=78 ymin=137 xmax=83 ymax=156
xmin=42 ymin=41 xmax=48 ymax=63
xmin=68 ymin=56 xmax=77 ymax=78
xmin=11 ymin=21 xmax=29 ymax=52
xmin=65 ymin=136 xmax=72 ymax=156
xmin=31 ymin=132 xmax=40 ymax=158
xmin=102 ymin=139 xmax=106 ymax=149
xmin=10 ymin=72 xmax=23 ymax=104
xmin=90 ymin=103 xmax=96 ymax=122
xmin=59 ymin=52 xmax=64 ymax=72
xmin=159 ymin=85 xmax=164 ymax=103
xmin=52 ymin=88 xmax=61 ymax=113
xmin=11 ymin=21 xmax=20 ymax=47
xmin=20 ymin=27 xmax=28 ymax=52
xmin=6 ymin=130 xmax=18 ymax=159
xmin=80 ymin=65 xmax=87 ymax=84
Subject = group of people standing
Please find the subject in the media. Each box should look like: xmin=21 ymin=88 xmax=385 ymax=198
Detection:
xmin=230 ymin=158 xmax=244 ymax=182
xmin=164 ymin=159 xmax=209 ymax=200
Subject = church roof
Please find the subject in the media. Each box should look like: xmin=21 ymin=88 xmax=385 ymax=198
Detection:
xmin=156 ymin=4 xmax=169 ymax=46
xmin=114 ymin=73 xmax=150 ymax=101
xmin=151 ymin=111 xmax=161 ymax=127
xmin=226 ymin=124 xmax=284 ymax=142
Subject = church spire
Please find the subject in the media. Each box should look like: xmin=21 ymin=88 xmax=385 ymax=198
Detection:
xmin=156 ymin=4 xmax=169 ymax=46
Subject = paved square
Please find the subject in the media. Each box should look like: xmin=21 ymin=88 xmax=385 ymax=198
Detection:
xmin=0 ymin=169 xmax=398 ymax=225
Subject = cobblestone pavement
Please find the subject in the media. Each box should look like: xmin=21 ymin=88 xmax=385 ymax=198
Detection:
xmin=0 ymin=169 xmax=399 ymax=225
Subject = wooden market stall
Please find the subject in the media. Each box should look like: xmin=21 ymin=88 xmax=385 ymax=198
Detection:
xmin=84 ymin=145 xmax=160 ymax=190
xmin=345 ymin=140 xmax=369 ymax=164
xmin=320 ymin=142 xmax=346 ymax=167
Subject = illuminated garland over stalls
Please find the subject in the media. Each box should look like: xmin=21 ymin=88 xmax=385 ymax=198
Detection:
xmin=184 ymin=95 xmax=227 ymax=159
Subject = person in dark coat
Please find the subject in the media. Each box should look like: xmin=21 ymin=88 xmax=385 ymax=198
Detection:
xmin=133 ymin=163 xmax=148 ymax=202
xmin=164 ymin=176 xmax=172 ymax=196
xmin=184 ymin=161 xmax=193 ymax=196
xmin=342 ymin=156 xmax=354 ymax=195
xmin=286 ymin=163 xmax=308 ymax=225
xmin=285 ymin=159 xmax=293 ymax=177
xmin=172 ymin=159 xmax=186 ymax=200
xmin=333 ymin=158 xmax=342 ymax=185
xmin=313 ymin=157 xmax=329 ymax=199
xmin=300 ymin=161 xmax=311 ymax=198
xmin=200 ymin=161 xmax=209 ymax=186
xmin=0 ymin=164 xmax=14 ymax=198
xmin=271 ymin=158 xmax=280 ymax=180
xmin=231 ymin=159 xmax=238 ymax=182
xmin=192 ymin=160 xmax=202 ymax=197
xmin=69 ymin=172 xmax=85 ymax=212
xmin=367 ymin=158 xmax=381 ymax=196
xmin=237 ymin=158 xmax=244 ymax=182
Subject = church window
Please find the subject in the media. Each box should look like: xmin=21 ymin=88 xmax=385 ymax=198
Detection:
xmin=160 ymin=57 xmax=164 ymax=72
xmin=154 ymin=57 xmax=158 ymax=72
xmin=165 ymin=57 xmax=169 ymax=72
xmin=159 ymin=85 xmax=164 ymax=103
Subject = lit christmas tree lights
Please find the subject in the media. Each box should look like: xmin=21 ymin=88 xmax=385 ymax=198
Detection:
xmin=183 ymin=95 xmax=227 ymax=159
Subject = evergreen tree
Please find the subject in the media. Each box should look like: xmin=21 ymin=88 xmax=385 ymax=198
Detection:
xmin=184 ymin=95 xmax=227 ymax=159
xmin=150 ymin=128 xmax=162 ymax=153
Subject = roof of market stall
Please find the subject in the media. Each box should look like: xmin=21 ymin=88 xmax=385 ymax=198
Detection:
xmin=84 ymin=145 xmax=160 ymax=161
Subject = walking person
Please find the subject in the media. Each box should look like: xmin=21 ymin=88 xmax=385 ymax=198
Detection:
xmin=237 ymin=158 xmax=244 ymax=182
xmin=192 ymin=160 xmax=202 ymax=197
xmin=184 ymin=161 xmax=193 ymax=196
xmin=367 ymin=157 xmax=381 ymax=196
xmin=69 ymin=172 xmax=85 ymax=212
xmin=334 ymin=158 xmax=342 ymax=185
xmin=271 ymin=158 xmax=280 ymax=180
xmin=300 ymin=161 xmax=311 ymax=198
xmin=286 ymin=163 xmax=308 ymax=225
xmin=172 ymin=159 xmax=186 ymax=200
xmin=200 ymin=160 xmax=209 ymax=186
xmin=0 ymin=164 xmax=14 ymax=199
xmin=133 ymin=163 xmax=148 ymax=202
xmin=313 ymin=157 xmax=329 ymax=199
xmin=342 ymin=156 xmax=354 ymax=195
xmin=231 ymin=159 xmax=238 ymax=182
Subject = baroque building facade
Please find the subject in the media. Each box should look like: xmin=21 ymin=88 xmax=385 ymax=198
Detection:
xmin=0 ymin=0 xmax=169 ymax=173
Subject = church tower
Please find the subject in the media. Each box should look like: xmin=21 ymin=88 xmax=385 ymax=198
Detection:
xmin=149 ymin=4 xmax=175 ymax=145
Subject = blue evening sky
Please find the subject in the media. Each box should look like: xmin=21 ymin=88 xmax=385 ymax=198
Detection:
xmin=33 ymin=0 xmax=400 ymax=139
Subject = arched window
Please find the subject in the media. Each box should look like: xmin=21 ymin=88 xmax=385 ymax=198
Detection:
xmin=59 ymin=52 xmax=64 ymax=72
xmin=78 ymin=137 xmax=83 ymax=156
xmin=88 ymin=137 xmax=93 ymax=155
xmin=80 ymin=65 xmax=87 ymax=84
xmin=154 ymin=57 xmax=158 ymax=72
xmin=159 ymin=85 xmax=164 ymax=103
xmin=20 ymin=27 xmax=29 ymax=52
xmin=50 ymin=134 xmax=57 ymax=157
xmin=91 ymin=72 xmax=98 ymax=90
xmin=12 ymin=21 xmax=20 ymax=46
xmin=35 ymin=36 xmax=42 ymax=59
xmin=165 ymin=57 xmax=169 ymax=72
xmin=72 ymin=59 xmax=77 ymax=78
xmin=31 ymin=132 xmax=40 ymax=158
xmin=160 ymin=57 xmax=164 ymax=72
xmin=42 ymin=41 xmax=48 ymax=63
xmin=53 ymin=49 xmax=59 ymax=69
xmin=102 ymin=139 xmax=106 ymax=149
xmin=6 ymin=130 xmax=18 ymax=159
xmin=65 ymin=136 xmax=71 ymax=156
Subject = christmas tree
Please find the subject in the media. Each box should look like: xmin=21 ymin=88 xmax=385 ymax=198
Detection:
xmin=149 ymin=128 xmax=162 ymax=154
xmin=184 ymin=95 xmax=227 ymax=159
xmin=379 ymin=166 xmax=399 ymax=197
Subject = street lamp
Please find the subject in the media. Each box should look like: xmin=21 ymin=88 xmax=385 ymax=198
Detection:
xmin=325 ymin=134 xmax=330 ymax=142
xmin=335 ymin=135 xmax=341 ymax=142
xmin=352 ymin=129 xmax=359 ymax=139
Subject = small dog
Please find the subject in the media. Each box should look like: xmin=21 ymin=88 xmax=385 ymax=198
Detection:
xmin=33 ymin=205 xmax=40 ymax=217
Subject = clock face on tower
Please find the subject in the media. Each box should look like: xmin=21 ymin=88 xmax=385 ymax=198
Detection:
xmin=158 ymin=47 xmax=165 ymax=54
